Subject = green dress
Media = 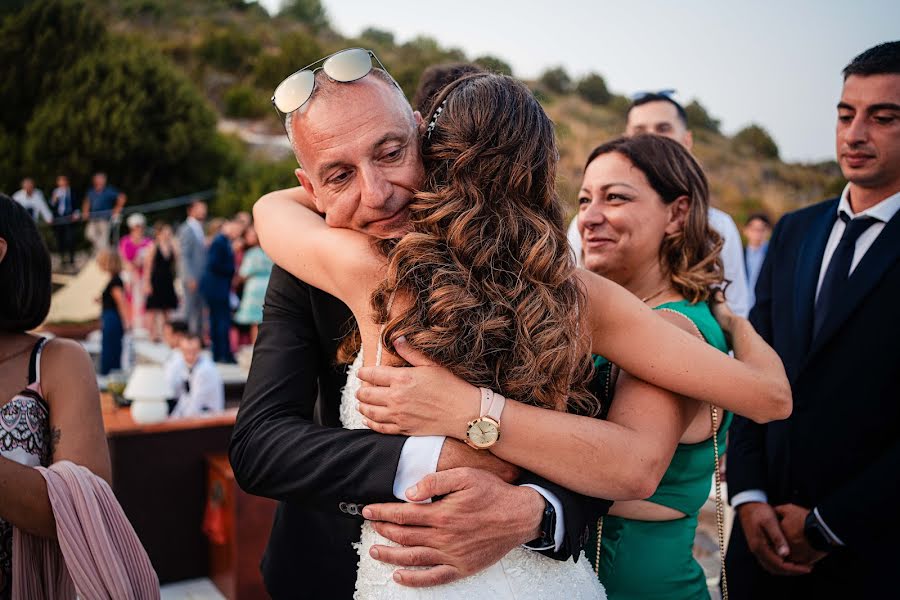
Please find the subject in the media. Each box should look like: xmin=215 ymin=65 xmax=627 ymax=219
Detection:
xmin=584 ymin=300 xmax=733 ymax=600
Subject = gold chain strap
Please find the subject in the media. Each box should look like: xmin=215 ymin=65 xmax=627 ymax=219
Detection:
xmin=711 ymin=405 xmax=728 ymax=600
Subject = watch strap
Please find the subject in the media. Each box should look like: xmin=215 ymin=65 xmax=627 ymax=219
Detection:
xmin=486 ymin=392 xmax=505 ymax=422
xmin=803 ymin=510 xmax=836 ymax=552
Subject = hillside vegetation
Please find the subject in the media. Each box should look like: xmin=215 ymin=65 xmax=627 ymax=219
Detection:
xmin=1 ymin=0 xmax=844 ymax=222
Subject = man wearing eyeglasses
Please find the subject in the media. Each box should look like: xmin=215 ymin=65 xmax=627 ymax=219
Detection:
xmin=229 ymin=50 xmax=603 ymax=599
xmin=566 ymin=90 xmax=752 ymax=318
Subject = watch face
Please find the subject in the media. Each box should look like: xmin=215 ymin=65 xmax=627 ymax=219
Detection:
xmin=466 ymin=418 xmax=500 ymax=449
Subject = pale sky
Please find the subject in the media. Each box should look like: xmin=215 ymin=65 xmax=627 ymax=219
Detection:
xmin=260 ymin=0 xmax=898 ymax=163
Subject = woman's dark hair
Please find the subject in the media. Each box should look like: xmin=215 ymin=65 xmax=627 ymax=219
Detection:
xmin=584 ymin=135 xmax=725 ymax=303
xmin=412 ymin=62 xmax=485 ymax=114
xmin=364 ymin=73 xmax=594 ymax=414
xmin=0 ymin=194 xmax=52 ymax=332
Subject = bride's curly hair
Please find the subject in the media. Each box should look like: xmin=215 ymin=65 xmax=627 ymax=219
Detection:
xmin=342 ymin=73 xmax=596 ymax=414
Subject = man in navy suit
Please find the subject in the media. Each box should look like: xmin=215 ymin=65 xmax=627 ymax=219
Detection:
xmin=726 ymin=41 xmax=900 ymax=598
xmin=201 ymin=218 xmax=241 ymax=363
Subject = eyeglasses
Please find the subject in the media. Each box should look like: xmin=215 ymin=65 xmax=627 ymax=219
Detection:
xmin=630 ymin=89 xmax=677 ymax=101
xmin=271 ymin=47 xmax=400 ymax=127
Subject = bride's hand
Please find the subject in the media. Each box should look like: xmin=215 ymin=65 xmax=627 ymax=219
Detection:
xmin=356 ymin=338 xmax=480 ymax=438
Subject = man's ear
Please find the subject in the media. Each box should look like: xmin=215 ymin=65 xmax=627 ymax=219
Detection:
xmin=665 ymin=196 xmax=690 ymax=235
xmin=0 ymin=238 xmax=7 ymax=265
xmin=414 ymin=110 xmax=427 ymax=135
xmin=295 ymin=168 xmax=325 ymax=213
xmin=683 ymin=129 xmax=694 ymax=152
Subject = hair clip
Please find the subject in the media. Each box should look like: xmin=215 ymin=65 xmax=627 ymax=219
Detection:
xmin=425 ymin=99 xmax=448 ymax=139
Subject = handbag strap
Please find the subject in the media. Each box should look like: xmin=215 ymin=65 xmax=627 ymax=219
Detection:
xmin=710 ymin=404 xmax=728 ymax=600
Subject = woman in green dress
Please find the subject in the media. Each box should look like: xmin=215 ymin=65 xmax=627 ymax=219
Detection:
xmin=576 ymin=135 xmax=733 ymax=599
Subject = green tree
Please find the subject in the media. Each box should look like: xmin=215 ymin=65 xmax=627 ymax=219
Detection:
xmin=22 ymin=40 xmax=237 ymax=200
xmin=575 ymin=73 xmax=611 ymax=105
xmin=474 ymin=55 xmax=513 ymax=76
xmin=733 ymin=124 xmax=780 ymax=159
xmin=360 ymin=27 xmax=395 ymax=48
xmin=215 ymin=156 xmax=298 ymax=215
xmin=223 ymin=84 xmax=269 ymax=119
xmin=539 ymin=66 xmax=572 ymax=94
xmin=198 ymin=27 xmax=261 ymax=75
xmin=684 ymin=99 xmax=721 ymax=133
xmin=279 ymin=0 xmax=328 ymax=31
xmin=253 ymin=31 xmax=322 ymax=90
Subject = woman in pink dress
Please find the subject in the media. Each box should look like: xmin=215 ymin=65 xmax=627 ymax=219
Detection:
xmin=118 ymin=213 xmax=152 ymax=333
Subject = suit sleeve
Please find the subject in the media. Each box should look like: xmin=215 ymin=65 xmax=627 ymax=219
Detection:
xmin=727 ymin=215 xmax=788 ymax=500
xmin=229 ymin=265 xmax=407 ymax=513
xmin=517 ymin=470 xmax=612 ymax=561
xmin=817 ymin=438 xmax=900 ymax=554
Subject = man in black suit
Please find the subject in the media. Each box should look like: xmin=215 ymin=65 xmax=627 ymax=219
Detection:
xmin=229 ymin=52 xmax=607 ymax=599
xmin=726 ymin=41 xmax=900 ymax=598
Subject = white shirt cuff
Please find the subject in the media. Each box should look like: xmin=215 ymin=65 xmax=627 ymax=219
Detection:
xmin=731 ymin=489 xmax=768 ymax=508
xmin=520 ymin=484 xmax=565 ymax=552
xmin=813 ymin=507 xmax=846 ymax=546
xmin=393 ymin=436 xmax=445 ymax=502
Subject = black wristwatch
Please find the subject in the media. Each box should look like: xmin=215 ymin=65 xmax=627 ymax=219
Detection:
xmin=803 ymin=510 xmax=837 ymax=553
xmin=524 ymin=499 xmax=557 ymax=550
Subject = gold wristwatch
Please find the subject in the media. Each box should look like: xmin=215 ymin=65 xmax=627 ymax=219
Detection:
xmin=465 ymin=387 xmax=506 ymax=450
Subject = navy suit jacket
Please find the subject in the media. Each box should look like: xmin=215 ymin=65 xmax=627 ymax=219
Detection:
xmin=200 ymin=233 xmax=235 ymax=302
xmin=728 ymin=197 xmax=900 ymax=579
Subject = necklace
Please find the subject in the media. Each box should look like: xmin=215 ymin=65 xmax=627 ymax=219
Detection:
xmin=639 ymin=286 xmax=671 ymax=305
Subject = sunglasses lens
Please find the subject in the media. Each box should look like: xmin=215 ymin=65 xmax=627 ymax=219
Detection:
xmin=273 ymin=69 xmax=316 ymax=114
xmin=323 ymin=48 xmax=373 ymax=83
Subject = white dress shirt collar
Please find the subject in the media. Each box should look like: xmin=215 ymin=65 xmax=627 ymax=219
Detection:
xmin=838 ymin=184 xmax=900 ymax=223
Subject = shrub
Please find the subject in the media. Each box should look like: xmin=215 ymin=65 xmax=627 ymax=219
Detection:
xmin=575 ymin=73 xmax=611 ymax=105
xmin=224 ymin=84 xmax=269 ymax=119
xmin=733 ymin=124 xmax=780 ymax=159
xmin=684 ymin=99 xmax=721 ymax=133
xmin=540 ymin=66 xmax=572 ymax=94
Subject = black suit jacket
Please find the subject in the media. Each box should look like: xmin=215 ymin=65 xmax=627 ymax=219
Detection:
xmin=230 ymin=266 xmax=610 ymax=599
xmin=726 ymin=197 xmax=900 ymax=597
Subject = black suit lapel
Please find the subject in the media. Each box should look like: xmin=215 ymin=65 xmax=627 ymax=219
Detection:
xmin=807 ymin=209 xmax=900 ymax=359
xmin=793 ymin=201 xmax=838 ymax=356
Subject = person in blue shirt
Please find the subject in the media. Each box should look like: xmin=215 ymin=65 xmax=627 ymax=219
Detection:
xmin=743 ymin=212 xmax=772 ymax=308
xmin=200 ymin=218 xmax=242 ymax=364
xmin=81 ymin=172 xmax=126 ymax=255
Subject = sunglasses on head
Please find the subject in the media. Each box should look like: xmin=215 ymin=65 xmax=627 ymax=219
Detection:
xmin=272 ymin=47 xmax=401 ymax=127
xmin=630 ymin=89 xmax=677 ymax=101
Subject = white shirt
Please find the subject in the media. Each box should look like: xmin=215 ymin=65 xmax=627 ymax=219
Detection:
xmin=732 ymin=184 xmax=900 ymax=545
xmin=163 ymin=349 xmax=187 ymax=399
xmin=170 ymin=355 xmax=224 ymax=418
xmin=12 ymin=188 xmax=53 ymax=224
xmin=567 ymin=207 xmax=751 ymax=317
xmin=187 ymin=216 xmax=205 ymax=243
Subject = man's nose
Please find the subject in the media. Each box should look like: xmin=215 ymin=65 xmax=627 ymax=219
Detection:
xmin=845 ymin=114 xmax=870 ymax=145
xmin=358 ymin=164 xmax=392 ymax=209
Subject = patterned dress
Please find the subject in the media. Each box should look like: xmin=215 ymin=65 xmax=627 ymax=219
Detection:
xmin=0 ymin=338 xmax=52 ymax=599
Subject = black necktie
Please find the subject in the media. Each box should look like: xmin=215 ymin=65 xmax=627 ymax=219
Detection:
xmin=813 ymin=211 xmax=878 ymax=338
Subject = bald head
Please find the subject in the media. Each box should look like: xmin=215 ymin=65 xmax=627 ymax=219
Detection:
xmin=288 ymin=71 xmax=425 ymax=239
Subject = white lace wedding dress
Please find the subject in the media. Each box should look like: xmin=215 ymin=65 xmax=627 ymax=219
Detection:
xmin=340 ymin=348 xmax=606 ymax=599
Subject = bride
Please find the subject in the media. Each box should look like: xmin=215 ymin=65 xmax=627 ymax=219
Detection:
xmin=254 ymin=72 xmax=789 ymax=598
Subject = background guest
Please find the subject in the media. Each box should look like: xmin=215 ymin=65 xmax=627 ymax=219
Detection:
xmin=170 ymin=332 xmax=224 ymax=418
xmin=176 ymin=200 xmax=208 ymax=335
xmin=162 ymin=320 xmax=188 ymax=413
xmin=743 ymin=212 xmax=772 ymax=307
xmin=726 ymin=41 xmax=900 ymax=599
xmin=0 ymin=193 xmax=113 ymax=599
xmin=118 ymin=213 xmax=151 ymax=333
xmin=201 ymin=219 xmax=240 ymax=364
xmin=12 ymin=177 xmax=52 ymax=224
xmin=96 ymin=249 xmax=129 ymax=375
xmin=82 ymin=172 xmax=126 ymax=254
xmin=144 ymin=221 xmax=180 ymax=343
xmin=49 ymin=174 xmax=77 ymax=269
xmin=233 ymin=225 xmax=273 ymax=345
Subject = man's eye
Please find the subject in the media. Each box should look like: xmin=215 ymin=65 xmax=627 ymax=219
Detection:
xmin=874 ymin=115 xmax=896 ymax=125
xmin=837 ymin=114 xmax=853 ymax=123
xmin=329 ymin=171 xmax=351 ymax=185
xmin=382 ymin=148 xmax=403 ymax=161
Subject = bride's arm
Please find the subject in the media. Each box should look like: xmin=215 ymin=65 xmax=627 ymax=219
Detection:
xmin=577 ymin=269 xmax=791 ymax=423
xmin=252 ymin=187 xmax=384 ymax=312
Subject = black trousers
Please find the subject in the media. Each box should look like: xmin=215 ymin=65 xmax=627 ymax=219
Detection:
xmin=53 ymin=222 xmax=76 ymax=265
